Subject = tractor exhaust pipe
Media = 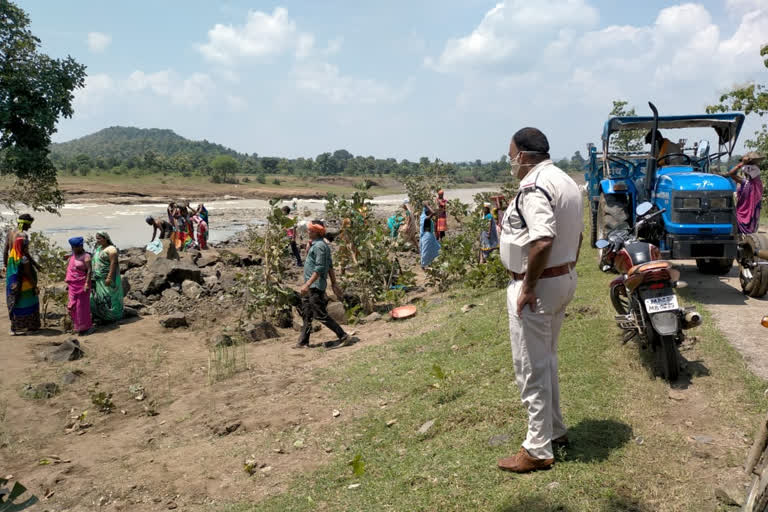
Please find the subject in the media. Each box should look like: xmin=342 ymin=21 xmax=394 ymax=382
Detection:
xmin=644 ymin=102 xmax=659 ymax=199
xmin=682 ymin=309 xmax=702 ymax=329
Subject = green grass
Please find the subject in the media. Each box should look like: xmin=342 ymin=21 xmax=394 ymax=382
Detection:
xmin=222 ymin=244 xmax=767 ymax=512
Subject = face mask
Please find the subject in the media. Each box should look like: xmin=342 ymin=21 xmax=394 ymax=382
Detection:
xmin=509 ymin=152 xmax=523 ymax=176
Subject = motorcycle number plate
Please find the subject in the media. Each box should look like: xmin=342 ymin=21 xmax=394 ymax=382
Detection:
xmin=644 ymin=295 xmax=679 ymax=314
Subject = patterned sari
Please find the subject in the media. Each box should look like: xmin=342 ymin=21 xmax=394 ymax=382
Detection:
xmin=66 ymin=252 xmax=93 ymax=332
xmin=5 ymin=231 xmax=40 ymax=331
xmin=90 ymin=245 xmax=123 ymax=323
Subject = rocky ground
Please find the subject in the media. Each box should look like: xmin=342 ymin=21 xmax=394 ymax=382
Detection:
xmin=0 ymin=234 xmax=430 ymax=511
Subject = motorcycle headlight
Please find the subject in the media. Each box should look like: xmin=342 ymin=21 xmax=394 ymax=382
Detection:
xmin=709 ymin=197 xmax=729 ymax=209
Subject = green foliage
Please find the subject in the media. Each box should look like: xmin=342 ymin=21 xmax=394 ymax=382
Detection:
xmin=0 ymin=1 xmax=86 ymax=212
xmin=445 ymin=198 xmax=468 ymax=226
xmin=208 ymin=337 xmax=247 ymax=385
xmin=608 ymin=100 xmax=645 ymax=153
xmin=255 ymin=174 xmax=267 ymax=184
xmin=210 ymin=155 xmax=239 ymax=184
xmin=401 ymin=158 xmax=455 ymax=209
xmin=28 ymin=232 xmax=68 ymax=326
xmin=90 ymin=391 xmax=114 ymax=414
xmin=242 ymin=200 xmax=296 ymax=322
xmin=272 ymin=178 xmax=281 ymax=185
xmin=349 ymin=453 xmax=365 ymax=477
xmin=325 ymin=192 xmax=414 ymax=313
xmin=430 ymin=364 xmax=446 ymax=381
xmin=0 ymin=477 xmax=38 ymax=511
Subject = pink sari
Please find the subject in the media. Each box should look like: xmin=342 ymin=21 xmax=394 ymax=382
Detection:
xmin=66 ymin=253 xmax=92 ymax=332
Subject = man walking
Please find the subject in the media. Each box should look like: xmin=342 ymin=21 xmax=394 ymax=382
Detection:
xmin=497 ymin=127 xmax=583 ymax=473
xmin=295 ymin=220 xmax=350 ymax=349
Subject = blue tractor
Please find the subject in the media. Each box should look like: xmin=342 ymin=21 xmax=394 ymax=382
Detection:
xmin=586 ymin=103 xmax=768 ymax=296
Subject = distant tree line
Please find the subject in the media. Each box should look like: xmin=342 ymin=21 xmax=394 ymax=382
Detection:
xmin=50 ymin=127 xmax=591 ymax=184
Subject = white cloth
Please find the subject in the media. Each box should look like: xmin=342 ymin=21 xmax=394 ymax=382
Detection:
xmin=507 ymin=270 xmax=577 ymax=459
xmin=500 ymin=160 xmax=583 ymax=273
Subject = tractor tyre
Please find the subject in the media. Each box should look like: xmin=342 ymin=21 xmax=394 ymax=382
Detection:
xmin=596 ymin=194 xmax=630 ymax=266
xmin=695 ymin=258 xmax=734 ymax=276
xmin=740 ymin=234 xmax=768 ymax=298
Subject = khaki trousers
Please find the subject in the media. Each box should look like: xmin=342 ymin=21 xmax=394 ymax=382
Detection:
xmin=507 ymin=270 xmax=577 ymax=459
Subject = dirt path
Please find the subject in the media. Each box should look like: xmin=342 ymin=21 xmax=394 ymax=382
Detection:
xmin=679 ymin=262 xmax=768 ymax=379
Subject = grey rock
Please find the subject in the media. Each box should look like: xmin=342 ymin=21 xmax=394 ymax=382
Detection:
xmin=244 ymin=322 xmax=279 ymax=342
xmin=61 ymin=370 xmax=83 ymax=386
xmin=327 ymin=302 xmax=347 ymax=325
xmin=141 ymin=258 xmax=203 ymax=295
xmin=122 ymin=254 xmax=147 ymax=272
xmin=123 ymin=306 xmax=140 ymax=318
xmin=124 ymin=299 xmax=145 ymax=310
xmin=692 ymin=435 xmax=714 ymax=444
xmin=162 ymin=288 xmax=180 ymax=300
xmin=181 ymin=280 xmax=204 ymax=299
xmin=417 ymin=419 xmax=436 ymax=435
xmin=363 ymin=312 xmax=382 ymax=323
xmin=159 ymin=313 xmax=188 ymax=329
xmin=121 ymin=277 xmax=131 ymax=298
xmin=24 ymin=382 xmax=59 ymax=399
xmin=203 ymin=276 xmax=219 ymax=289
xmin=714 ymin=486 xmax=743 ymax=507
xmin=45 ymin=339 xmax=84 ymax=362
xmin=212 ymin=420 xmax=242 ymax=436
xmin=196 ymin=252 xmax=221 ymax=268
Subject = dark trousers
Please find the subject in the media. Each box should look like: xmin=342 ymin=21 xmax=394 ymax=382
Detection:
xmin=298 ymin=289 xmax=346 ymax=346
xmin=289 ymin=241 xmax=302 ymax=266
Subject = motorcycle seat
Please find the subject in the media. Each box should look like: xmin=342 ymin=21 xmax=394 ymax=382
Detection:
xmin=628 ymin=261 xmax=672 ymax=276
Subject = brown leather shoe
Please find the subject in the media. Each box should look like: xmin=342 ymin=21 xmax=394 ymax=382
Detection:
xmin=553 ymin=434 xmax=569 ymax=447
xmin=497 ymin=447 xmax=554 ymax=473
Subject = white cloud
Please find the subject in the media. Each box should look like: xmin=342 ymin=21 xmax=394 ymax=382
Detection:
xmin=294 ymin=62 xmax=410 ymax=105
xmin=126 ymin=70 xmax=214 ymax=107
xmin=726 ymin=0 xmax=767 ymax=15
xmin=427 ymin=0 xmax=599 ymax=72
xmin=72 ymin=73 xmax=114 ymax=115
xmin=226 ymin=95 xmax=247 ymax=111
xmin=87 ymin=32 xmax=112 ymax=53
xmin=198 ymin=7 xmax=314 ymax=64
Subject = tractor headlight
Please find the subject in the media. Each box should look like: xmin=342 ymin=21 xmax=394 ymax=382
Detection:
xmin=677 ymin=197 xmax=700 ymax=209
xmin=709 ymin=197 xmax=729 ymax=209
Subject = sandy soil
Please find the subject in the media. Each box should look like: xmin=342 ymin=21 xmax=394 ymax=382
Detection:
xmin=0 ymin=247 xmax=438 ymax=511
xmin=680 ymin=262 xmax=768 ymax=379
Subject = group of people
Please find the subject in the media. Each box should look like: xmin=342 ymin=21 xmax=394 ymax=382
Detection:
xmin=146 ymin=201 xmax=209 ymax=250
xmin=4 ymin=215 xmax=124 ymax=336
xmin=384 ymin=190 xmax=451 ymax=269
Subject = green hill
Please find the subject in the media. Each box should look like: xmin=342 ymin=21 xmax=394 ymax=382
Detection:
xmin=50 ymin=126 xmax=244 ymax=165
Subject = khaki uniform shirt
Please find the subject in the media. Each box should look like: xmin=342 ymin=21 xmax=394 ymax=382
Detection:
xmin=500 ymin=160 xmax=584 ymax=273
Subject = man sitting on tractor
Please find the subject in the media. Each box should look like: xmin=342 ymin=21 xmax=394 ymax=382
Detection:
xmin=646 ymin=129 xmax=684 ymax=165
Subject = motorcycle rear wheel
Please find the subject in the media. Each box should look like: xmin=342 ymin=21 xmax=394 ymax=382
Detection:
xmin=657 ymin=334 xmax=680 ymax=383
xmin=610 ymin=283 xmax=630 ymax=315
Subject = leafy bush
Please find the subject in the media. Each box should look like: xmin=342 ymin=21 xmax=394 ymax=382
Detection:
xmin=241 ymin=200 xmax=296 ymax=323
xmin=256 ymin=174 xmax=267 ymax=184
xmin=272 ymin=178 xmax=281 ymax=185
xmin=325 ymin=191 xmax=414 ymax=313
xmin=29 ymin=232 xmax=68 ymax=326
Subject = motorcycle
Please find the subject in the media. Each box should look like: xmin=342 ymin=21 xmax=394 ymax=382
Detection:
xmin=596 ymin=202 xmax=702 ymax=382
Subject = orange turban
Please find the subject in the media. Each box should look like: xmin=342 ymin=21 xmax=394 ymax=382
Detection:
xmin=308 ymin=222 xmax=326 ymax=236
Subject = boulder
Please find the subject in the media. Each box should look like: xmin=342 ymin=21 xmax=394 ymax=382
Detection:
xmin=327 ymin=302 xmax=347 ymax=325
xmin=203 ymin=276 xmax=219 ymax=289
xmin=124 ymin=298 xmax=146 ymax=310
xmin=145 ymin=239 xmax=179 ymax=266
xmin=121 ymin=254 xmax=147 ymax=272
xmin=122 ymin=277 xmax=131 ymax=297
xmin=159 ymin=313 xmax=188 ymax=328
xmin=44 ymin=339 xmax=84 ymax=362
xmin=196 ymin=251 xmax=221 ymax=268
xmin=243 ymin=322 xmax=279 ymax=342
xmin=363 ymin=312 xmax=382 ymax=324
xmin=162 ymin=288 xmax=180 ymax=300
xmin=218 ymin=250 xmax=241 ymax=267
xmin=181 ymin=280 xmax=204 ymax=300
xmin=123 ymin=306 xmax=140 ymax=318
xmin=141 ymin=257 xmax=203 ymax=295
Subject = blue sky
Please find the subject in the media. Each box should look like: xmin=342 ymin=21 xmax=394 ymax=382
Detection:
xmin=24 ymin=0 xmax=768 ymax=161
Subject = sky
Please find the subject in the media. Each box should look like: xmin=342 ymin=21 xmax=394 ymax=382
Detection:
xmin=23 ymin=0 xmax=768 ymax=161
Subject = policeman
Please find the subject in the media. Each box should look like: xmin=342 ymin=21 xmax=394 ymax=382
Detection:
xmin=497 ymin=127 xmax=583 ymax=473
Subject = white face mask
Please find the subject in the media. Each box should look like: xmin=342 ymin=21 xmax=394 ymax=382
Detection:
xmin=509 ymin=152 xmax=523 ymax=176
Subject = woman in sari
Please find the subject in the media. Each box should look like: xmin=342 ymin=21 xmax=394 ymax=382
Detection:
xmin=480 ymin=205 xmax=500 ymax=263
xmin=90 ymin=232 xmax=124 ymax=323
xmin=436 ymin=189 xmax=448 ymax=241
xmin=196 ymin=203 xmax=210 ymax=244
xmin=65 ymin=237 xmax=93 ymax=335
xmin=3 ymin=214 xmax=41 ymax=335
xmin=191 ymin=214 xmax=208 ymax=249
xmin=398 ymin=200 xmax=419 ymax=248
xmin=387 ymin=209 xmax=405 ymax=238
xmin=727 ymin=154 xmax=764 ymax=234
xmin=420 ymin=204 xmax=441 ymax=268
xmin=170 ymin=202 xmax=194 ymax=251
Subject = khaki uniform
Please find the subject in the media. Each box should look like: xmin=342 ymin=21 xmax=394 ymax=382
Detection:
xmin=500 ymin=160 xmax=583 ymax=459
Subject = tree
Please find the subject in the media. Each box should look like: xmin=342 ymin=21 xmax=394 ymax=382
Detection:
xmin=570 ymin=151 xmax=586 ymax=170
xmin=609 ymin=100 xmax=644 ymax=153
xmin=210 ymin=154 xmax=239 ymax=183
xmin=707 ymin=45 xmax=768 ymax=176
xmin=0 ymin=2 xmax=86 ymax=212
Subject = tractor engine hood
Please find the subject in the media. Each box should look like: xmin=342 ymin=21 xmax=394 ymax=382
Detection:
xmin=655 ymin=167 xmax=735 ymax=193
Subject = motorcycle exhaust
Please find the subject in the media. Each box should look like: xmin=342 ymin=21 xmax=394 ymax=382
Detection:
xmin=682 ymin=309 xmax=702 ymax=329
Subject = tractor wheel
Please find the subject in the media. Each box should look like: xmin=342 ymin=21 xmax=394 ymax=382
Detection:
xmin=740 ymin=234 xmax=768 ymax=298
xmin=695 ymin=258 xmax=734 ymax=276
xmin=596 ymin=194 xmax=630 ymax=265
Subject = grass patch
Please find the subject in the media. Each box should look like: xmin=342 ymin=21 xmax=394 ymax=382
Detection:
xmin=224 ymin=244 xmax=767 ymax=511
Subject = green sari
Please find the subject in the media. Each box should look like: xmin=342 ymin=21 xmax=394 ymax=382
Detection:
xmin=90 ymin=245 xmax=123 ymax=323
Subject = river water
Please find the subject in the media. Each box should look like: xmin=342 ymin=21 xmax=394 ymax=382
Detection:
xmin=3 ymin=187 xmax=496 ymax=249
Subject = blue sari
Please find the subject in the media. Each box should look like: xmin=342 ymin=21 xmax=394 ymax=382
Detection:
xmin=419 ymin=209 xmax=441 ymax=267
xmin=480 ymin=213 xmax=499 ymax=257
